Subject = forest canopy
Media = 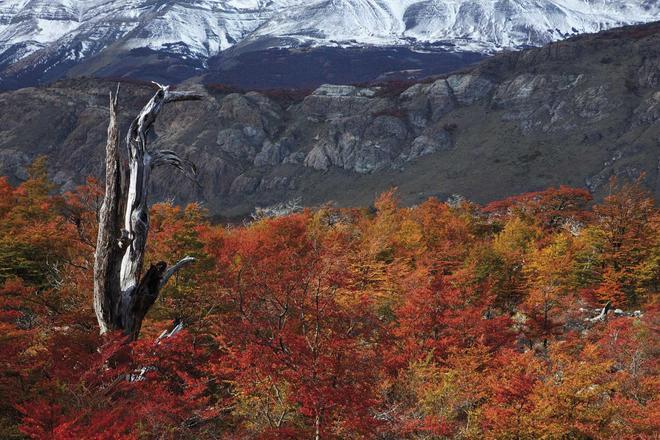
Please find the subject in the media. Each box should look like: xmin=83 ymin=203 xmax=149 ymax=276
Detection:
xmin=0 ymin=159 xmax=658 ymax=439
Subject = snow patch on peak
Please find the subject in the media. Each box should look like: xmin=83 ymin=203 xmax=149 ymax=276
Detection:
xmin=249 ymin=0 xmax=660 ymax=52
xmin=0 ymin=0 xmax=658 ymax=72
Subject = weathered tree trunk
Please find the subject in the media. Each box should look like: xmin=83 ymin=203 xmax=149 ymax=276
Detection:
xmin=93 ymin=83 xmax=202 ymax=340
xmin=93 ymin=87 xmax=122 ymax=335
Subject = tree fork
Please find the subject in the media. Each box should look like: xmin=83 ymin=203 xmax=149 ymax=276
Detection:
xmin=93 ymin=83 xmax=202 ymax=340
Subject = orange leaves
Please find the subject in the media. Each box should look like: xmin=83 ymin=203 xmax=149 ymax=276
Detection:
xmin=592 ymin=177 xmax=659 ymax=304
xmin=1 ymin=164 xmax=659 ymax=438
xmin=594 ymin=267 xmax=628 ymax=306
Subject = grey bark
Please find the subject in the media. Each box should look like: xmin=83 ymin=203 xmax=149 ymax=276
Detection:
xmin=93 ymin=83 xmax=202 ymax=340
xmin=93 ymin=87 xmax=122 ymax=335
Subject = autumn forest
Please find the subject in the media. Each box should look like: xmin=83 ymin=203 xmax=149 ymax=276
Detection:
xmin=0 ymin=157 xmax=658 ymax=439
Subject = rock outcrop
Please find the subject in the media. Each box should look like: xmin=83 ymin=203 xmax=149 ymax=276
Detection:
xmin=0 ymin=22 xmax=658 ymax=218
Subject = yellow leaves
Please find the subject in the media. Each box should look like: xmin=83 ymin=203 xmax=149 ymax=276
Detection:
xmin=492 ymin=216 xmax=539 ymax=260
xmin=232 ymin=376 xmax=300 ymax=433
xmin=403 ymin=357 xmax=457 ymax=424
xmin=396 ymin=218 xmax=424 ymax=252
xmin=402 ymin=345 xmax=493 ymax=435
xmin=183 ymin=202 xmax=209 ymax=222
xmin=525 ymin=233 xmax=578 ymax=295
xmin=526 ymin=344 xmax=622 ymax=438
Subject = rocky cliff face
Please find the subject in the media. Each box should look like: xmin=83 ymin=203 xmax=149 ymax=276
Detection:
xmin=0 ymin=22 xmax=658 ymax=218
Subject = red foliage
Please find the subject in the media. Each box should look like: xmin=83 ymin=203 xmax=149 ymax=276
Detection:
xmin=483 ymin=185 xmax=592 ymax=230
xmin=16 ymin=330 xmax=212 ymax=439
xmin=0 ymin=163 xmax=657 ymax=438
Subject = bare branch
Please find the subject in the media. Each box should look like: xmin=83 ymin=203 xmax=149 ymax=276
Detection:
xmin=160 ymin=256 xmax=196 ymax=289
xmin=151 ymin=150 xmax=200 ymax=186
xmin=585 ymin=301 xmax=612 ymax=323
xmin=156 ymin=319 xmax=185 ymax=344
xmin=164 ymin=90 xmax=204 ymax=103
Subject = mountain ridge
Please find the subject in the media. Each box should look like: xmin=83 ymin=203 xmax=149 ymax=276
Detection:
xmin=1 ymin=0 xmax=658 ymax=89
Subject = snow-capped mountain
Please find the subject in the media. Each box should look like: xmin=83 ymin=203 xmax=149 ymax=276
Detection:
xmin=0 ymin=1 xmax=284 ymax=67
xmin=0 ymin=0 xmax=658 ymax=89
xmin=247 ymin=0 xmax=659 ymax=52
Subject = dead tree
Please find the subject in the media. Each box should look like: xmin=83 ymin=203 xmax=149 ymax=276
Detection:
xmin=93 ymin=83 xmax=202 ymax=340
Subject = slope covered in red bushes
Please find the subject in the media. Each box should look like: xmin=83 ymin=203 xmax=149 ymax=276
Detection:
xmin=0 ymin=160 xmax=657 ymax=438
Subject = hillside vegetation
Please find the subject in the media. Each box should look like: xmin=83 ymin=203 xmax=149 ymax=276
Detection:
xmin=0 ymin=159 xmax=658 ymax=438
